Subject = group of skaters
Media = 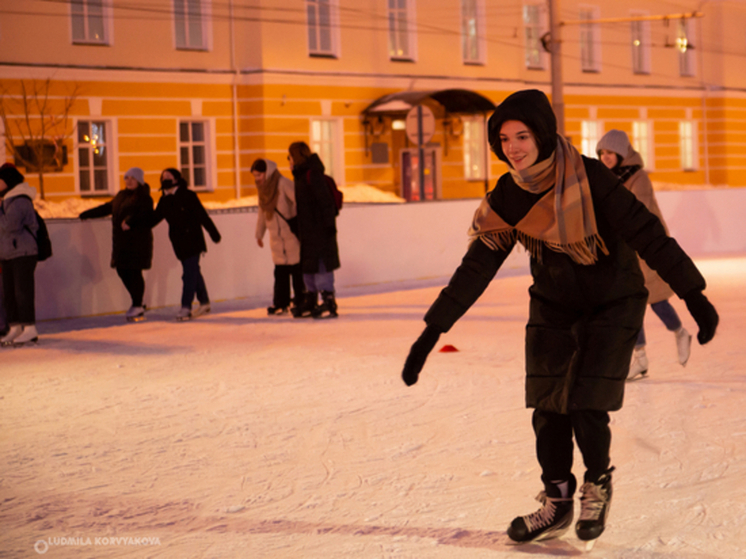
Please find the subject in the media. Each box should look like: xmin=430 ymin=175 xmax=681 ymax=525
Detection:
xmin=0 ymin=141 xmax=341 ymax=345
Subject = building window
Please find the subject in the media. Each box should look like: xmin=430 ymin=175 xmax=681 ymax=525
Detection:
xmin=581 ymin=120 xmax=599 ymax=157
xmin=307 ymin=0 xmax=338 ymax=57
xmin=632 ymin=120 xmax=651 ymax=167
xmin=311 ymin=119 xmax=340 ymax=180
xmin=679 ymin=120 xmax=696 ymax=170
xmin=174 ymin=0 xmax=208 ymax=50
xmin=462 ymin=0 xmax=485 ymax=65
xmin=579 ymin=6 xmax=601 ymax=73
xmin=179 ymin=121 xmax=210 ymax=190
xmin=77 ymin=121 xmax=110 ymax=194
xmin=630 ymin=12 xmax=650 ymax=75
xmin=71 ymin=0 xmax=109 ymax=45
xmin=523 ymin=4 xmax=545 ymax=70
xmin=388 ymin=0 xmax=416 ymax=61
xmin=677 ymin=18 xmax=695 ymax=77
xmin=463 ymin=117 xmax=486 ymax=180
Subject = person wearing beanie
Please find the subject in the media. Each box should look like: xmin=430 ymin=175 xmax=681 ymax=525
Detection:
xmin=400 ymin=90 xmax=719 ymax=546
xmin=151 ymin=168 xmax=220 ymax=321
xmin=0 ymin=163 xmax=41 ymax=344
xmin=252 ymin=158 xmax=304 ymax=316
xmin=79 ymin=167 xmax=154 ymax=321
xmin=597 ymin=130 xmax=692 ymax=380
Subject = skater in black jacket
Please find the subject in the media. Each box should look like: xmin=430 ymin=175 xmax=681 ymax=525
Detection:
xmin=400 ymin=90 xmax=719 ymax=546
xmin=152 ymin=168 xmax=221 ymax=320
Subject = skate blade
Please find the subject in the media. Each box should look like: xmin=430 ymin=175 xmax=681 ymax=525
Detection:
xmin=626 ymin=371 xmax=648 ymax=382
xmin=127 ymin=316 xmax=146 ymax=322
xmin=585 ymin=539 xmax=597 ymax=551
xmin=176 ymin=316 xmax=192 ymax=322
xmin=9 ymin=339 xmax=39 ymax=347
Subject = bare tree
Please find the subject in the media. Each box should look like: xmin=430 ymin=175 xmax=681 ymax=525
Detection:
xmin=0 ymin=79 xmax=80 ymax=199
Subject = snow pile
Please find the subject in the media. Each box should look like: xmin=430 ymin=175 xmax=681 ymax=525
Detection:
xmin=34 ymin=197 xmax=107 ymax=219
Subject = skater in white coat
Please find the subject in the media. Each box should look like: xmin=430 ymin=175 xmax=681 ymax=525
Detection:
xmin=252 ymin=159 xmax=304 ymax=315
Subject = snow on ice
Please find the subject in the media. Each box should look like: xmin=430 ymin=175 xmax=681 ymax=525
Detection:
xmin=1 ymin=256 xmax=745 ymax=558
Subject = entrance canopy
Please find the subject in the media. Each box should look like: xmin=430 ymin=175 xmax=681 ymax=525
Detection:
xmin=363 ymin=88 xmax=495 ymax=115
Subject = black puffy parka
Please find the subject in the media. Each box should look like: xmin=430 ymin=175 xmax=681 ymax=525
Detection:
xmin=292 ymin=153 xmax=340 ymax=274
xmin=151 ymin=186 xmax=220 ymax=261
xmin=424 ymin=157 xmax=705 ymax=414
xmin=79 ymin=183 xmax=154 ymax=270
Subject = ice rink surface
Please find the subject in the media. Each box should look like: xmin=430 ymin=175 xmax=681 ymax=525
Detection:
xmin=1 ymin=256 xmax=745 ymax=558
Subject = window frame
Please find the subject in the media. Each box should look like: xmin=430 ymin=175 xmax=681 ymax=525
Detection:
xmin=306 ymin=0 xmax=340 ymax=58
xmin=581 ymin=119 xmax=600 ymax=158
xmin=178 ymin=119 xmax=214 ymax=192
xmin=679 ymin=118 xmax=697 ymax=171
xmin=310 ymin=118 xmax=344 ymax=182
xmin=579 ymin=5 xmax=601 ymax=73
xmin=523 ymin=3 xmax=546 ymax=70
xmin=632 ymin=119 xmax=652 ymax=169
xmin=461 ymin=0 xmax=486 ymax=65
xmin=173 ymin=0 xmax=212 ymax=52
xmin=388 ymin=0 xmax=417 ymax=62
xmin=70 ymin=0 xmax=113 ymax=46
xmin=677 ymin=18 xmax=696 ymax=77
xmin=462 ymin=115 xmax=488 ymax=181
xmin=76 ymin=119 xmax=116 ymax=196
xmin=630 ymin=11 xmax=651 ymax=75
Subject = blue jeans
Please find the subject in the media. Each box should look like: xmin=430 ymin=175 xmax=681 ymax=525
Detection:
xmin=636 ymin=299 xmax=682 ymax=347
xmin=303 ymin=260 xmax=335 ymax=293
xmin=182 ymin=254 xmax=209 ymax=308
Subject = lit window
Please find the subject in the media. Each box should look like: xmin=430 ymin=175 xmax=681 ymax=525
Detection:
xmin=630 ymin=12 xmax=650 ymax=75
xmin=463 ymin=117 xmax=486 ymax=180
xmin=307 ymin=0 xmax=338 ymax=57
xmin=71 ymin=0 xmax=108 ymax=45
xmin=677 ymin=19 xmax=695 ymax=77
xmin=179 ymin=121 xmax=210 ymax=189
xmin=581 ymin=120 xmax=599 ymax=157
xmin=174 ymin=0 xmax=208 ymax=50
xmin=78 ymin=121 xmax=110 ymax=194
xmin=523 ymin=4 xmax=545 ymax=69
xmin=311 ymin=119 xmax=339 ymax=180
xmin=579 ymin=6 xmax=601 ymax=73
xmin=388 ymin=0 xmax=416 ymax=61
xmin=632 ymin=121 xmax=650 ymax=167
xmin=462 ymin=0 xmax=485 ymax=64
xmin=679 ymin=121 xmax=696 ymax=170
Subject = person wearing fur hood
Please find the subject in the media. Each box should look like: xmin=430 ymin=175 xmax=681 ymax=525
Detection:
xmin=252 ymin=158 xmax=303 ymax=315
xmin=596 ymin=129 xmax=692 ymax=380
xmin=0 ymin=163 xmax=40 ymax=345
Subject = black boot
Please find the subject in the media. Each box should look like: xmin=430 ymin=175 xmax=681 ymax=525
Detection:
xmin=312 ymin=290 xmax=338 ymax=318
xmin=507 ymin=476 xmax=576 ymax=543
xmin=292 ymin=291 xmax=318 ymax=318
xmin=576 ymin=467 xmax=614 ymax=542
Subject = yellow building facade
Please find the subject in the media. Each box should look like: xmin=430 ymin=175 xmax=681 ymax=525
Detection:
xmin=1 ymin=0 xmax=746 ymax=203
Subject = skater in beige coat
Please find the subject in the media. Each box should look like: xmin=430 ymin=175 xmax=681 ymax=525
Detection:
xmin=596 ymin=129 xmax=692 ymax=380
xmin=252 ymin=159 xmax=304 ymax=315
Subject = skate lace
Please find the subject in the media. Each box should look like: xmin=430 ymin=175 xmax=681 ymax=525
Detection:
xmin=578 ymin=482 xmax=607 ymax=521
xmin=523 ymin=491 xmax=558 ymax=531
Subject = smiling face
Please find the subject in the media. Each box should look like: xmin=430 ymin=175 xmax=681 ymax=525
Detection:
xmin=599 ymin=149 xmax=620 ymax=170
xmin=499 ymin=120 xmax=539 ymax=171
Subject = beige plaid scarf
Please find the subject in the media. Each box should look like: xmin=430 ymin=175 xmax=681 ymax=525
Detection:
xmin=469 ymin=135 xmax=608 ymax=265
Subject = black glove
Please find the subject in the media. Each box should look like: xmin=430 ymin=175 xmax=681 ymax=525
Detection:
xmin=402 ymin=324 xmax=442 ymax=386
xmin=684 ymin=291 xmax=719 ymax=344
xmin=211 ymin=232 xmax=221 ymax=243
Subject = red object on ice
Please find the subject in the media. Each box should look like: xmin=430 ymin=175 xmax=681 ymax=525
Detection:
xmin=439 ymin=344 xmax=459 ymax=353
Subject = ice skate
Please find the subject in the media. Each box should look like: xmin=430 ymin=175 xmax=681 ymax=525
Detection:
xmin=1 ymin=325 xmax=23 ymax=346
xmin=675 ymin=327 xmax=692 ymax=366
xmin=267 ymin=306 xmax=289 ymax=316
xmin=125 ymin=306 xmax=146 ymax=322
xmin=312 ymin=290 xmax=338 ymax=319
xmin=293 ymin=292 xmax=318 ymax=318
xmin=576 ymin=468 xmax=614 ymax=544
xmin=507 ymin=478 xmax=576 ymax=543
xmin=176 ymin=307 xmax=192 ymax=321
xmin=10 ymin=325 xmax=38 ymax=346
xmin=191 ymin=303 xmax=211 ymax=318
xmin=627 ymin=346 xmax=648 ymax=381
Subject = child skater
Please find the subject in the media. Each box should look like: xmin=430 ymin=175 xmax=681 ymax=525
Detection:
xmin=152 ymin=168 xmax=221 ymax=320
xmin=400 ymin=90 xmax=719 ymax=547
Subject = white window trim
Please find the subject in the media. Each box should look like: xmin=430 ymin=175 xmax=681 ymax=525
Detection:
xmin=523 ymin=2 xmax=547 ymax=70
xmin=677 ymin=18 xmax=696 ymax=78
xmin=632 ymin=116 xmax=653 ymax=171
xmin=388 ymin=0 xmax=418 ymax=62
xmin=309 ymin=117 xmax=344 ymax=183
xmin=178 ymin=118 xmax=216 ymax=192
xmin=69 ymin=0 xmax=114 ymax=46
xmin=679 ymin=111 xmax=698 ymax=171
xmin=75 ymin=118 xmax=118 ymax=196
xmin=630 ymin=11 xmax=651 ymax=75
xmin=173 ymin=0 xmax=213 ymax=52
xmin=462 ymin=116 xmax=488 ymax=180
xmin=581 ymin=113 xmax=600 ymax=158
xmin=461 ymin=0 xmax=487 ymax=65
xmin=579 ymin=5 xmax=601 ymax=73
xmin=306 ymin=0 xmax=340 ymax=58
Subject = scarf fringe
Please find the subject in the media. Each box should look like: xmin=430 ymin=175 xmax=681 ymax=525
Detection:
xmin=476 ymin=229 xmax=609 ymax=265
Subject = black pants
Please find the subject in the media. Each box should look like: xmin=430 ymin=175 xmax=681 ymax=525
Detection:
xmin=533 ymin=409 xmax=611 ymax=486
xmin=116 ymin=267 xmax=145 ymax=307
xmin=1 ymin=256 xmax=37 ymax=325
xmin=181 ymin=254 xmax=209 ymax=308
xmin=274 ymin=264 xmax=304 ymax=308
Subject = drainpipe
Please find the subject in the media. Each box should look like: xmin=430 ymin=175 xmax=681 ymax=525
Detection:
xmin=229 ymin=0 xmax=241 ymax=199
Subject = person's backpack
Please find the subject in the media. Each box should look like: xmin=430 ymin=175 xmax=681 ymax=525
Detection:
xmin=17 ymin=195 xmax=52 ymax=261
xmin=307 ymin=170 xmax=343 ymax=215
